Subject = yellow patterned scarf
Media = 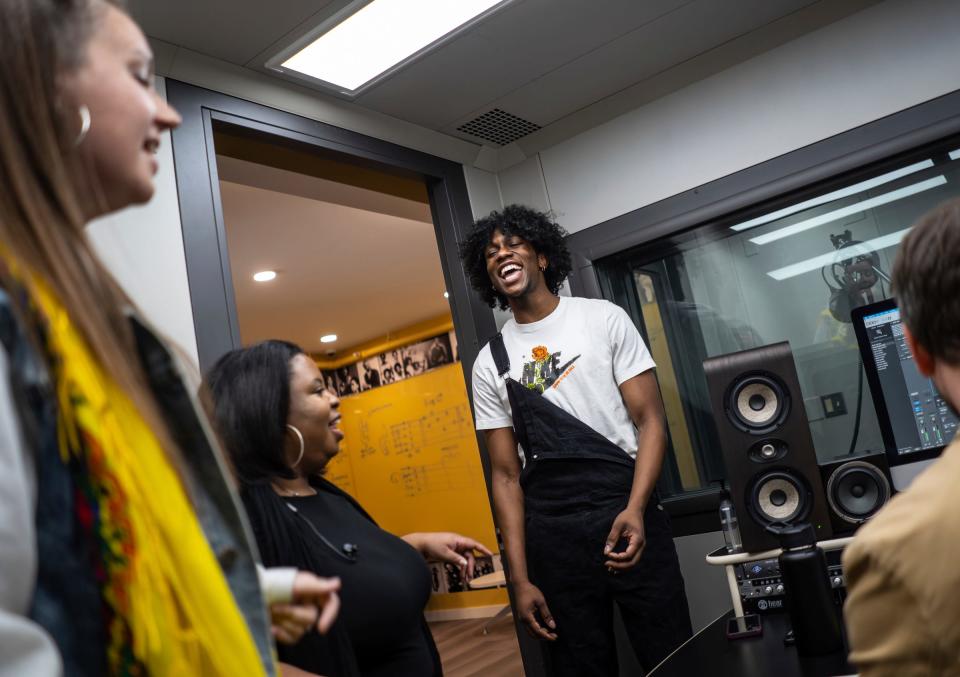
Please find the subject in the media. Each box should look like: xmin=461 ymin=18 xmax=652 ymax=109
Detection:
xmin=11 ymin=261 xmax=269 ymax=676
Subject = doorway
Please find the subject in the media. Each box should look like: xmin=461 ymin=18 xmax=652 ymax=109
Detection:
xmin=165 ymin=80 xmax=542 ymax=675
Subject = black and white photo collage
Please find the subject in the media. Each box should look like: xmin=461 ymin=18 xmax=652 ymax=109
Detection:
xmin=322 ymin=330 xmax=459 ymax=398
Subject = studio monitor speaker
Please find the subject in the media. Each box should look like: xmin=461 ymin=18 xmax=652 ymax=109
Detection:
xmin=819 ymin=452 xmax=893 ymax=536
xmin=704 ymin=342 xmax=833 ymax=552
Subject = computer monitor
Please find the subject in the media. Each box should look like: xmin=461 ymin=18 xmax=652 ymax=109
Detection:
xmin=852 ymin=298 xmax=959 ymax=489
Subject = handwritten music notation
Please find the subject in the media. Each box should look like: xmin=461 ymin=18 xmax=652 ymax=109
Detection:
xmin=390 ymin=451 xmax=481 ymax=497
xmin=367 ymin=402 xmax=471 ymax=459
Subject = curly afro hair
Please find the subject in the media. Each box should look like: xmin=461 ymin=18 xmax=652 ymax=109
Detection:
xmin=458 ymin=204 xmax=572 ymax=310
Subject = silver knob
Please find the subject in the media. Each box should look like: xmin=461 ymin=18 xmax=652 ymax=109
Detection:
xmin=761 ymin=443 xmax=776 ymax=458
xmin=764 ymin=586 xmax=773 ymax=595
xmin=832 ymin=577 xmax=843 ymax=586
xmin=776 ymin=584 xmax=784 ymax=594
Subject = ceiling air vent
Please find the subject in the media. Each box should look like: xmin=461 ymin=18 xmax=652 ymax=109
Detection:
xmin=457 ymin=108 xmax=541 ymax=146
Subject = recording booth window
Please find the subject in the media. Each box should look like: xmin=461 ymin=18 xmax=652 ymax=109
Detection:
xmin=594 ymin=140 xmax=960 ymax=516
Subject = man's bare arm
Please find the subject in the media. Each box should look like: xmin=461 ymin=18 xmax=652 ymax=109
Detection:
xmin=484 ymin=427 xmax=556 ymax=640
xmin=603 ymin=371 xmax=668 ymax=569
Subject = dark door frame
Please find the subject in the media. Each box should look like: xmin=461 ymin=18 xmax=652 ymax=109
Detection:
xmin=166 ymin=79 xmax=496 ymax=374
xmin=164 ymin=79 xmax=555 ymax=676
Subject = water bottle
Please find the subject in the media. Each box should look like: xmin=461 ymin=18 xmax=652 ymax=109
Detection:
xmin=719 ymin=494 xmax=742 ymax=553
xmin=776 ymin=523 xmax=844 ymax=655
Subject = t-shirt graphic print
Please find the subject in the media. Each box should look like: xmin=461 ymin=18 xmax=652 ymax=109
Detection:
xmin=472 ymin=296 xmax=655 ymax=460
xmin=520 ymin=344 xmax=581 ymax=393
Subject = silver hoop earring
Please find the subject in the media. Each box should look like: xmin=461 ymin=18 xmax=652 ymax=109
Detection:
xmin=287 ymin=424 xmax=305 ymax=467
xmin=75 ymin=105 xmax=91 ymax=146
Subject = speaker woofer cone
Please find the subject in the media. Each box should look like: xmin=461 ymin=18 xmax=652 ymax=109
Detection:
xmin=727 ymin=374 xmax=789 ymax=434
xmin=751 ymin=471 xmax=808 ymax=523
xmin=827 ymin=461 xmax=891 ymax=524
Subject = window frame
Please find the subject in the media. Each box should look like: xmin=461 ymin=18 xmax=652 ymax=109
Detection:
xmin=565 ymin=88 xmax=960 ymax=536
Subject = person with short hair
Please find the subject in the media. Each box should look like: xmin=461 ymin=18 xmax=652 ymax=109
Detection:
xmin=459 ymin=205 xmax=691 ymax=676
xmin=843 ymin=197 xmax=960 ymax=675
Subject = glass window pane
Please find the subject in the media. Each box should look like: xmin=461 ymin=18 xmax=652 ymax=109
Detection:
xmin=604 ymin=144 xmax=960 ymax=500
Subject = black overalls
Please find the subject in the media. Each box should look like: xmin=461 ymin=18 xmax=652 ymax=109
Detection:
xmin=490 ymin=334 xmax=692 ymax=676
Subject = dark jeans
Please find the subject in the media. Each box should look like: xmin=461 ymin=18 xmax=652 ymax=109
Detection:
xmin=526 ymin=472 xmax=692 ymax=677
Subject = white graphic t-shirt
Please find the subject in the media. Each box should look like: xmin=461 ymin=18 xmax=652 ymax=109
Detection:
xmin=471 ymin=296 xmax=656 ymax=459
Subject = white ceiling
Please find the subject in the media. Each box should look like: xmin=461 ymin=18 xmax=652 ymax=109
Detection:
xmin=217 ymin=157 xmax=448 ymax=353
xmin=130 ymin=0 xmax=880 ymax=154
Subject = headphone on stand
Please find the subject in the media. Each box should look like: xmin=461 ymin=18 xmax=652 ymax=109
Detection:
xmin=823 ymin=230 xmax=888 ymax=323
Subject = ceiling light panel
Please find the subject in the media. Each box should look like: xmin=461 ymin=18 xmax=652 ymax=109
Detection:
xmin=767 ymin=228 xmax=912 ymax=281
xmin=748 ymin=176 xmax=946 ymax=246
xmin=729 ymin=160 xmax=935 ymax=233
xmin=275 ymin=0 xmax=510 ymax=94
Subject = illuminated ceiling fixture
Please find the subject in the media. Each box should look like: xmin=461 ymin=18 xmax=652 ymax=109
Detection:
xmin=949 ymin=149 xmax=960 ymax=160
xmin=320 ymin=334 xmax=338 ymax=344
xmin=748 ymin=176 xmax=946 ymax=246
xmin=253 ymin=270 xmax=277 ymax=282
xmin=767 ymin=227 xmax=911 ymax=281
xmin=271 ymin=0 xmax=511 ymax=94
xmin=729 ymin=160 xmax=935 ymax=233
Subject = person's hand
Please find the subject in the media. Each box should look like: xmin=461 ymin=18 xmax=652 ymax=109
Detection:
xmin=405 ymin=532 xmax=493 ymax=581
xmin=513 ymin=580 xmax=557 ymax=641
xmin=270 ymin=572 xmax=341 ymax=644
xmin=271 ymin=602 xmax=323 ymax=645
xmin=603 ymin=508 xmax=646 ymax=570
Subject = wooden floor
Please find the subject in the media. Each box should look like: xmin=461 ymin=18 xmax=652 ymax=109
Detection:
xmin=429 ymin=615 xmax=524 ymax=676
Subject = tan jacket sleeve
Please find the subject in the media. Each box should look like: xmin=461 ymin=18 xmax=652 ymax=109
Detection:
xmin=844 ymin=544 xmax=933 ymax=677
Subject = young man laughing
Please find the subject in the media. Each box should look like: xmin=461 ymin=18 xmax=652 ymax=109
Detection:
xmin=460 ymin=205 xmax=691 ymax=676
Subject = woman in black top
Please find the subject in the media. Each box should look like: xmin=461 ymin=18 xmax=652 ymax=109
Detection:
xmin=205 ymin=340 xmax=491 ymax=677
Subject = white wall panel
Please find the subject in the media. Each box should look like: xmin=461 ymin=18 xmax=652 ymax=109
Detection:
xmin=516 ymin=0 xmax=960 ymax=233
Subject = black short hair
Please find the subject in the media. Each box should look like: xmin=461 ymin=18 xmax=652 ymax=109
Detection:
xmin=892 ymin=198 xmax=960 ymax=365
xmin=458 ymin=204 xmax=572 ymax=310
xmin=203 ymin=340 xmax=304 ymax=484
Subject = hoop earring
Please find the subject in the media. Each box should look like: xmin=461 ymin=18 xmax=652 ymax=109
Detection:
xmin=287 ymin=424 xmax=305 ymax=467
xmin=75 ymin=105 xmax=91 ymax=146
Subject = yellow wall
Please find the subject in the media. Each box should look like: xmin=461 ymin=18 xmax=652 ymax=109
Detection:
xmin=319 ymin=321 xmax=506 ymax=611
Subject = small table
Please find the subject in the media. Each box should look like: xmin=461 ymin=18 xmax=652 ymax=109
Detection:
xmin=468 ymin=570 xmax=512 ymax=634
xmin=648 ymin=611 xmax=854 ymax=677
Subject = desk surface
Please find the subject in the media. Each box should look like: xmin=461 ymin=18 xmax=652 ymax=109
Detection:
xmin=468 ymin=570 xmax=506 ymax=589
xmin=649 ymin=611 xmax=853 ymax=677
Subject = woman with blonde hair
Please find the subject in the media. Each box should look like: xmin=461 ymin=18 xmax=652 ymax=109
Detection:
xmin=0 ymin=1 xmax=332 ymax=675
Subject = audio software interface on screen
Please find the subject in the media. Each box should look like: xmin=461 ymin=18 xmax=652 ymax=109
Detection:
xmin=862 ymin=307 xmax=959 ymax=455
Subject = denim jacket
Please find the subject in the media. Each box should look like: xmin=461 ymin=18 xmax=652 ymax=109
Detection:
xmin=0 ymin=290 xmax=276 ymax=676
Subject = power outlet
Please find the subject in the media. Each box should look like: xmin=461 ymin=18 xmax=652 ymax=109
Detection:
xmin=821 ymin=392 xmax=847 ymax=418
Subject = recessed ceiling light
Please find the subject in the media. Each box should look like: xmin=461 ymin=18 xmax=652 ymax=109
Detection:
xmin=320 ymin=334 xmax=338 ymax=344
xmin=253 ymin=270 xmax=277 ymax=282
xmin=276 ymin=0 xmax=510 ymax=93
xmin=443 ymin=291 xmax=449 ymax=299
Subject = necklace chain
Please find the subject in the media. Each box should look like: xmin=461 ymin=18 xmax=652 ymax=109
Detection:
xmin=272 ymin=482 xmax=316 ymax=497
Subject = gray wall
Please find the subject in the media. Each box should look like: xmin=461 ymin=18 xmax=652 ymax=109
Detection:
xmin=481 ymin=0 xmax=960 ymax=234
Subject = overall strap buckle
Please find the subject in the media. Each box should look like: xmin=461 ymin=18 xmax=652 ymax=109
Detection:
xmin=489 ymin=333 xmax=510 ymax=377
